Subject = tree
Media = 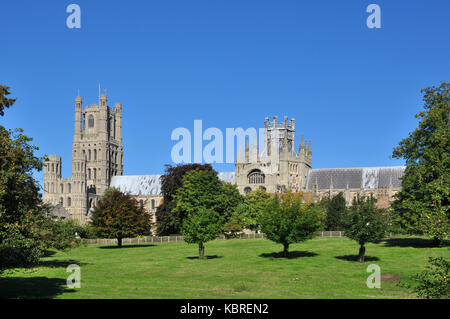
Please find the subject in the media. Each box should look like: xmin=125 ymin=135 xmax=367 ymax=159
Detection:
xmin=0 ymin=85 xmax=47 ymax=270
xmin=344 ymin=196 xmax=388 ymax=262
xmin=259 ymin=192 xmax=324 ymax=257
xmin=392 ymin=82 xmax=449 ymax=246
xmin=216 ymin=182 xmax=243 ymax=225
xmin=236 ymin=189 xmax=271 ymax=232
xmin=0 ymin=127 xmax=43 ymax=226
xmin=31 ymin=215 xmax=85 ymax=251
xmin=173 ymin=169 xmax=223 ymax=219
xmin=413 ymin=257 xmax=449 ymax=299
xmin=0 ymin=85 xmax=16 ymax=116
xmin=155 ymin=164 xmax=214 ymax=235
xmin=320 ymin=192 xmax=348 ymax=231
xmin=90 ymin=188 xmax=153 ymax=247
xmin=181 ymin=208 xmax=222 ymax=259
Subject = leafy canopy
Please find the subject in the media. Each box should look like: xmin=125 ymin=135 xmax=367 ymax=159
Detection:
xmin=259 ymin=192 xmax=324 ymax=256
xmin=236 ymin=189 xmax=271 ymax=231
xmin=320 ymin=192 xmax=348 ymax=231
xmin=391 ymin=82 xmax=449 ymax=244
xmin=173 ymin=169 xmax=223 ymax=218
xmin=344 ymin=196 xmax=388 ymax=246
xmin=156 ymin=164 xmax=214 ymax=235
xmin=91 ymin=188 xmax=153 ymax=245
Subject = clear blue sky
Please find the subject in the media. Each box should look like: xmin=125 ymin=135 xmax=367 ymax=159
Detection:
xmin=1 ymin=0 xmax=449 ymax=185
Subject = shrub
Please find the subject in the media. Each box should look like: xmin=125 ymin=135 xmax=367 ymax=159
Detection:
xmin=0 ymin=225 xmax=43 ymax=270
xmin=413 ymin=257 xmax=449 ymax=299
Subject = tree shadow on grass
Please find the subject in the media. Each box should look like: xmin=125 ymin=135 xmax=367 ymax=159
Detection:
xmin=98 ymin=244 xmax=157 ymax=249
xmin=38 ymin=260 xmax=88 ymax=268
xmin=186 ymin=255 xmax=223 ymax=260
xmin=259 ymin=251 xmax=318 ymax=259
xmin=335 ymin=255 xmax=380 ymax=262
xmin=383 ymin=237 xmax=449 ymax=248
xmin=42 ymin=250 xmax=57 ymax=258
xmin=0 ymin=276 xmax=75 ymax=299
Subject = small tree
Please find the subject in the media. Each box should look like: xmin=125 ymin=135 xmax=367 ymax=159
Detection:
xmin=182 ymin=208 xmax=222 ymax=259
xmin=259 ymin=193 xmax=324 ymax=257
xmin=91 ymin=188 xmax=153 ymax=247
xmin=320 ymin=192 xmax=348 ymax=231
xmin=173 ymin=169 xmax=223 ymax=219
xmin=155 ymin=164 xmax=214 ymax=235
xmin=344 ymin=196 xmax=388 ymax=262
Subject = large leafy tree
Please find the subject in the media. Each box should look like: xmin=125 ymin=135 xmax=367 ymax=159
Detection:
xmin=0 ymin=86 xmax=44 ymax=269
xmin=259 ymin=192 xmax=324 ymax=257
xmin=320 ymin=192 xmax=348 ymax=231
xmin=235 ymin=189 xmax=271 ymax=232
xmin=0 ymin=85 xmax=80 ymax=270
xmin=392 ymin=82 xmax=449 ymax=245
xmin=344 ymin=196 xmax=388 ymax=262
xmin=182 ymin=208 xmax=222 ymax=259
xmin=91 ymin=188 xmax=153 ymax=247
xmin=155 ymin=164 xmax=214 ymax=235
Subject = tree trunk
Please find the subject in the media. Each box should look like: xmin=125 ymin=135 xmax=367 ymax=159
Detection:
xmin=358 ymin=244 xmax=365 ymax=263
xmin=283 ymin=243 xmax=289 ymax=258
xmin=117 ymin=238 xmax=122 ymax=248
xmin=199 ymin=242 xmax=205 ymax=259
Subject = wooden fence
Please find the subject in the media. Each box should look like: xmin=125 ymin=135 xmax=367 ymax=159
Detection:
xmin=86 ymin=231 xmax=349 ymax=245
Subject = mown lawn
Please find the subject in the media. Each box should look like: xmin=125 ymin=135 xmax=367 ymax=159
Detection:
xmin=0 ymin=236 xmax=448 ymax=299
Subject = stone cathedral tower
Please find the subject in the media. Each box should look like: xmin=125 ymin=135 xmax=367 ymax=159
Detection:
xmin=43 ymin=94 xmax=123 ymax=224
xmin=235 ymin=116 xmax=312 ymax=194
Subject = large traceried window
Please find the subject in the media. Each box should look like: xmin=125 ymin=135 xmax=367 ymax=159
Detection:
xmin=88 ymin=115 xmax=94 ymax=128
xmin=247 ymin=169 xmax=265 ymax=184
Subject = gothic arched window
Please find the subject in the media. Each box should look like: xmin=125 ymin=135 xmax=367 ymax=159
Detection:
xmin=247 ymin=169 xmax=265 ymax=184
xmin=244 ymin=187 xmax=252 ymax=195
xmin=88 ymin=115 xmax=94 ymax=128
xmin=67 ymin=197 xmax=71 ymax=206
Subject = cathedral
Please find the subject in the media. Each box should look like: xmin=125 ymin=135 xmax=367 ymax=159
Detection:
xmin=43 ymin=96 xmax=405 ymax=224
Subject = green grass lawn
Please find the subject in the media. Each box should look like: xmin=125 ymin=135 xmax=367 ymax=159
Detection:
xmin=0 ymin=236 xmax=448 ymax=299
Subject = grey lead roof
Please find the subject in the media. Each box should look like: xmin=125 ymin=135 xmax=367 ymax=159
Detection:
xmin=305 ymin=166 xmax=405 ymax=190
xmin=110 ymin=172 xmax=236 ymax=196
xmin=109 ymin=166 xmax=405 ymax=196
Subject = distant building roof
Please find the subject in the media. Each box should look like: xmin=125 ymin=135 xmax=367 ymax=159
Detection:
xmin=49 ymin=204 xmax=72 ymax=219
xmin=110 ymin=175 xmax=162 ymax=196
xmin=110 ymin=172 xmax=236 ymax=196
xmin=305 ymin=166 xmax=405 ymax=190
